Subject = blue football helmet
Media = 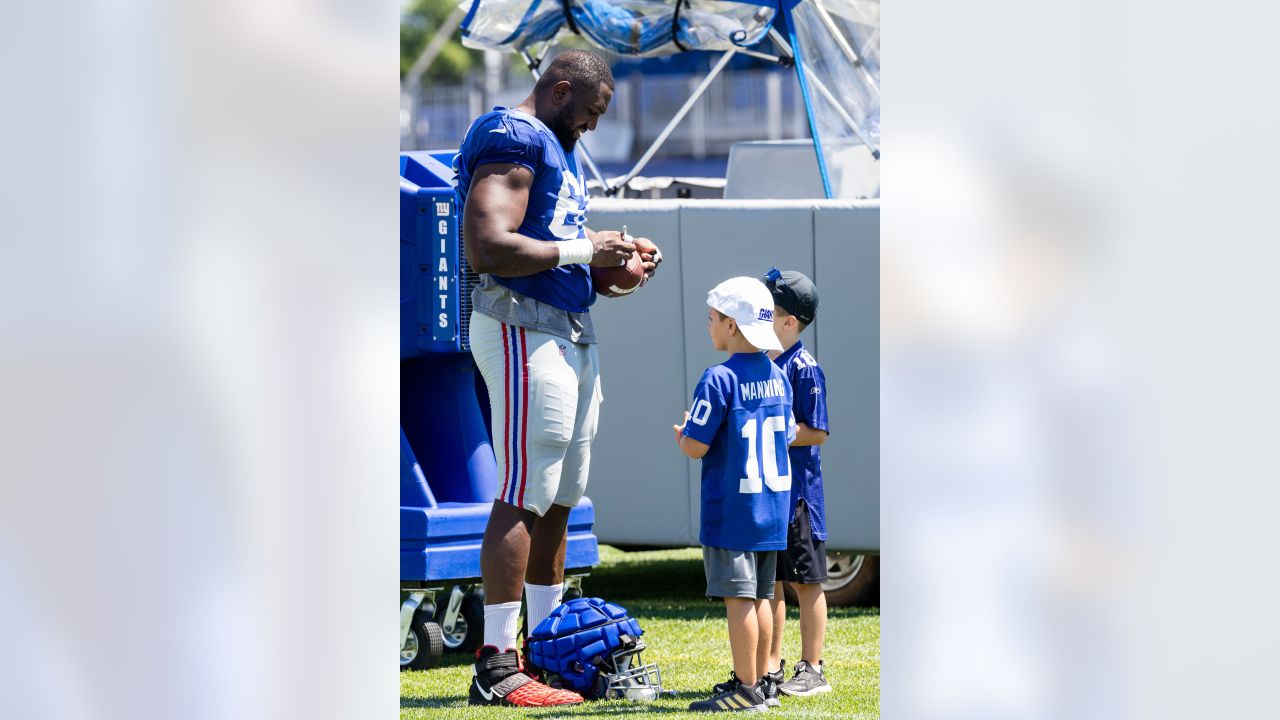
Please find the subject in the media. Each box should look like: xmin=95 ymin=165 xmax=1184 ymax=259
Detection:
xmin=527 ymin=597 xmax=663 ymax=701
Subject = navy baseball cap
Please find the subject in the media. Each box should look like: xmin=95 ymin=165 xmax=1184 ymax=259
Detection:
xmin=762 ymin=268 xmax=818 ymax=325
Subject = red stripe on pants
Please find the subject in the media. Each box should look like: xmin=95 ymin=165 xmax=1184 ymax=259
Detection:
xmin=500 ymin=323 xmax=511 ymax=502
xmin=517 ymin=327 xmax=530 ymax=508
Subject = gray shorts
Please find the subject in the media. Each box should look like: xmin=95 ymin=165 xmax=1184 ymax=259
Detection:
xmin=703 ymin=546 xmax=778 ymax=600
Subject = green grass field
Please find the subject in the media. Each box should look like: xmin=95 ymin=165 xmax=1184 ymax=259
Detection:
xmin=401 ymin=545 xmax=879 ymax=718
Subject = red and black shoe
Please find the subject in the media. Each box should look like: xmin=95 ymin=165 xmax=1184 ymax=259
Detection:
xmin=468 ymin=645 xmax=583 ymax=707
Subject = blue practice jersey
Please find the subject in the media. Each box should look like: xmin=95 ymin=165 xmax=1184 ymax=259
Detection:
xmin=774 ymin=341 xmax=830 ymax=541
xmin=683 ymin=352 xmax=796 ymax=551
xmin=453 ymin=107 xmax=594 ymax=312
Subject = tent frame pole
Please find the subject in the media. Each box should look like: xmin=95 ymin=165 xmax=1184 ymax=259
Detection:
xmin=606 ymin=49 xmax=738 ymax=196
xmin=804 ymin=72 xmax=881 ymax=159
xmin=771 ymin=16 xmax=832 ymax=198
xmin=768 ymin=27 xmax=879 ymax=159
xmin=809 ymin=0 xmax=879 ymax=96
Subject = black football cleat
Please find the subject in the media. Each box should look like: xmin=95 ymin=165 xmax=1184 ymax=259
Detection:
xmin=468 ymin=645 xmax=584 ymax=707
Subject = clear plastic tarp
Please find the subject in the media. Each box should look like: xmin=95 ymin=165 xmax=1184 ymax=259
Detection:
xmin=786 ymin=0 xmax=879 ymax=197
xmin=460 ymin=0 xmax=777 ymax=57
xmin=459 ymin=0 xmax=566 ymax=52
xmin=455 ymin=0 xmax=880 ymax=198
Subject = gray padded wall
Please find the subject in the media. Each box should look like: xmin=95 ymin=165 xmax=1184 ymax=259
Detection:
xmin=586 ymin=204 xmax=693 ymax=546
xmin=813 ymin=206 xmax=880 ymax=551
xmin=585 ymin=199 xmax=878 ymax=551
xmin=678 ymin=205 xmax=816 ymax=544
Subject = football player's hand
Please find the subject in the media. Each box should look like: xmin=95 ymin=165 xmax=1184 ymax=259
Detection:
xmin=634 ymin=237 xmax=662 ymax=283
xmin=589 ymin=230 xmax=633 ymax=267
xmin=673 ymin=411 xmax=689 ymax=442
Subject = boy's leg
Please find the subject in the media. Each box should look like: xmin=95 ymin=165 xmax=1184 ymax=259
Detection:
xmin=755 ymin=597 xmax=773 ymax=683
xmin=768 ymin=582 xmax=786 ymax=672
xmin=724 ymin=597 xmax=759 ymax=684
xmin=694 ymin=548 xmax=774 ymax=711
xmin=772 ymin=501 xmax=831 ymax=698
xmin=784 ymin=499 xmax=828 ymax=666
xmin=794 ymin=582 xmax=828 ymax=666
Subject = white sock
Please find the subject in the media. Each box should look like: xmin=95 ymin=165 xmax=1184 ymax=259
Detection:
xmin=524 ymin=582 xmax=564 ymax=634
xmin=482 ymin=601 xmax=522 ymax=653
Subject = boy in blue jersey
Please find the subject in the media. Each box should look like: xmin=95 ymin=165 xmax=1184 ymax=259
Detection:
xmin=760 ymin=268 xmax=832 ymax=699
xmin=674 ymin=277 xmax=795 ymax=713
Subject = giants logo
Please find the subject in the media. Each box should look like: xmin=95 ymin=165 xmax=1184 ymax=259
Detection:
xmin=550 ymin=167 xmax=588 ymax=240
xmin=757 ymin=308 xmax=774 ymax=321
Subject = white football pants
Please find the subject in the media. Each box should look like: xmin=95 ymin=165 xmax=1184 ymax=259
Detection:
xmin=468 ymin=311 xmax=602 ymax=516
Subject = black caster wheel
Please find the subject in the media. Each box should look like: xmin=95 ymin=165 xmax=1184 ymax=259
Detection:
xmin=400 ymin=611 xmax=444 ymax=671
xmin=436 ymin=589 xmax=485 ymax=653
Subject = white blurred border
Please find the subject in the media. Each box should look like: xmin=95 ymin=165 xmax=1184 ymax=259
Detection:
xmin=6 ymin=1 xmax=1280 ymax=718
xmin=2 ymin=2 xmax=398 ymax=718
xmin=887 ymin=2 xmax=1280 ymax=719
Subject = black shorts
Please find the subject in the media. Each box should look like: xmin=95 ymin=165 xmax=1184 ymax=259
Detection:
xmin=776 ymin=499 xmax=828 ymax=585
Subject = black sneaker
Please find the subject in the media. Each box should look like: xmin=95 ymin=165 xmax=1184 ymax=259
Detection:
xmin=711 ymin=669 xmax=739 ymax=694
xmin=711 ymin=664 xmax=783 ymax=707
xmin=468 ymin=645 xmax=584 ymax=707
xmin=763 ymin=661 xmax=785 ymax=707
xmin=776 ymin=659 xmax=831 ymax=697
xmin=689 ymin=676 xmax=768 ymax=713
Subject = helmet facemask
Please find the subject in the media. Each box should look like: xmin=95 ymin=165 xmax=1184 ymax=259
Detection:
xmin=597 ymin=635 xmax=663 ymax=701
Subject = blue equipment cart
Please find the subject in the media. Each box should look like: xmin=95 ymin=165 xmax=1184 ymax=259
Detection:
xmin=399 ymin=151 xmax=601 ymax=670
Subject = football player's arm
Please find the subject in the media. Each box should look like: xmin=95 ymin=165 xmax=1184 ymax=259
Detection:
xmin=464 ymin=165 xmax=632 ymax=276
xmin=791 ymin=423 xmax=828 ymax=447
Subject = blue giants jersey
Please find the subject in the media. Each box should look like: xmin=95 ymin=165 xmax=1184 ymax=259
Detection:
xmin=774 ymin=341 xmax=830 ymax=541
xmin=682 ymin=352 xmax=796 ymax=551
xmin=453 ymin=107 xmax=594 ymax=312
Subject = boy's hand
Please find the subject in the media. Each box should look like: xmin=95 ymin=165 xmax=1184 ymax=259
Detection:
xmin=673 ymin=410 xmax=689 ymax=442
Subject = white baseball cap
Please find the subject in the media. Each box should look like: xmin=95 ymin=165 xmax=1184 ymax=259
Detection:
xmin=706 ymin=276 xmax=783 ymax=352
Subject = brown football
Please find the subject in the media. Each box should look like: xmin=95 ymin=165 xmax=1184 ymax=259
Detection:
xmin=591 ymin=250 xmax=645 ymax=298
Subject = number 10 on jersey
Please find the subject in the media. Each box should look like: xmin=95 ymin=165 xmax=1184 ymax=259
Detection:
xmin=740 ymin=415 xmax=792 ymax=494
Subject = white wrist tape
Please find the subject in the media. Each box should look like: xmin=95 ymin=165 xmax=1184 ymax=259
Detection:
xmin=555 ymin=238 xmax=594 ymax=266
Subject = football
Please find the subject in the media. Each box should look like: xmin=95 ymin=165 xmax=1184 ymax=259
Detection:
xmin=591 ymin=249 xmax=645 ymax=297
